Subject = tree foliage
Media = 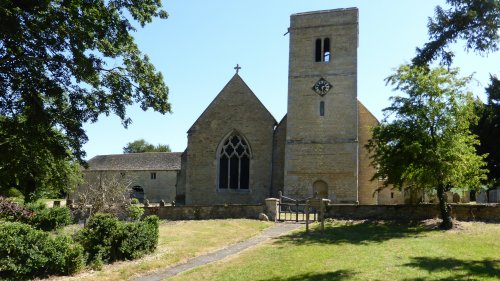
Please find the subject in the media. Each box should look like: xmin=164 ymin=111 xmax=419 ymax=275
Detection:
xmin=123 ymin=139 xmax=171 ymax=153
xmin=413 ymin=0 xmax=500 ymax=186
xmin=0 ymin=0 xmax=170 ymax=200
xmin=413 ymin=0 xmax=500 ymax=67
xmin=474 ymin=76 xmax=500 ymax=183
xmin=367 ymin=65 xmax=487 ymax=229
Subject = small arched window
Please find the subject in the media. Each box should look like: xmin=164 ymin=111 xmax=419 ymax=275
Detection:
xmin=323 ymin=38 xmax=330 ymax=62
xmin=315 ymin=39 xmax=322 ymax=62
xmin=319 ymin=101 xmax=325 ymax=116
xmin=217 ymin=132 xmax=251 ymax=190
xmin=314 ymin=37 xmax=331 ymax=63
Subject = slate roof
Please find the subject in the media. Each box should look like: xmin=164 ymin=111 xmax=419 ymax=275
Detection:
xmin=86 ymin=152 xmax=182 ymax=171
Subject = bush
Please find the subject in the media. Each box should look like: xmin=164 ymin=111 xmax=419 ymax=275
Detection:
xmin=127 ymin=198 xmax=144 ymax=221
xmin=30 ymin=207 xmax=72 ymax=231
xmin=77 ymin=213 xmax=159 ymax=264
xmin=0 ymin=196 xmax=32 ymax=222
xmin=118 ymin=215 xmax=159 ymax=260
xmin=0 ymin=222 xmax=84 ymax=280
xmin=76 ymin=213 xmax=120 ymax=264
xmin=25 ymin=200 xmax=47 ymax=213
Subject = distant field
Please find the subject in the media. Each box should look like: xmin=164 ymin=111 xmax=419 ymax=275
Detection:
xmin=170 ymin=220 xmax=500 ymax=281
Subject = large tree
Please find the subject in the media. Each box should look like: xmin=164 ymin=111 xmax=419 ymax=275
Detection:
xmin=367 ymin=65 xmax=487 ymax=229
xmin=0 ymin=0 xmax=170 ymax=200
xmin=412 ymin=0 xmax=500 ymax=185
xmin=123 ymin=139 xmax=171 ymax=153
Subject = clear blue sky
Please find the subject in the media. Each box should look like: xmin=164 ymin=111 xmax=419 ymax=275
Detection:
xmin=82 ymin=0 xmax=500 ymax=159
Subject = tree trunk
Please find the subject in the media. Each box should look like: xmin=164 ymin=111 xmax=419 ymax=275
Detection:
xmin=22 ymin=177 xmax=37 ymax=203
xmin=437 ymin=183 xmax=453 ymax=229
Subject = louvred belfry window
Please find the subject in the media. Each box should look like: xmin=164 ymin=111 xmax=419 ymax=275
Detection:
xmin=218 ymin=132 xmax=251 ymax=190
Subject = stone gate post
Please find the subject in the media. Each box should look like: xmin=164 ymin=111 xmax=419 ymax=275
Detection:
xmin=265 ymin=198 xmax=279 ymax=222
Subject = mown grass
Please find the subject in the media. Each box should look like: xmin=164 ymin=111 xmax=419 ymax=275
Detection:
xmin=171 ymin=220 xmax=500 ymax=281
xmin=52 ymin=219 xmax=272 ymax=281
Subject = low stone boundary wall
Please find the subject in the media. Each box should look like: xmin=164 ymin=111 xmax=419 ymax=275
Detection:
xmin=143 ymin=204 xmax=265 ymax=220
xmin=140 ymin=203 xmax=500 ymax=222
xmin=325 ymin=204 xmax=500 ymax=222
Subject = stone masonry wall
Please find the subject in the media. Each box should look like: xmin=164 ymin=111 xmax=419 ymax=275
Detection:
xmin=271 ymin=116 xmax=287 ymax=198
xmin=78 ymin=170 xmax=177 ymax=203
xmin=143 ymin=204 xmax=265 ymax=220
xmin=185 ymin=74 xmax=276 ymax=205
xmin=357 ymin=101 xmax=378 ymax=204
xmin=325 ymin=204 xmax=500 ymax=222
xmin=140 ymin=203 xmax=500 ymax=222
xmin=284 ymin=9 xmax=359 ymax=203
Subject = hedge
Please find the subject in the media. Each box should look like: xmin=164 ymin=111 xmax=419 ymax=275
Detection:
xmin=0 ymin=222 xmax=85 ymax=280
xmin=77 ymin=213 xmax=159 ymax=264
xmin=29 ymin=207 xmax=72 ymax=231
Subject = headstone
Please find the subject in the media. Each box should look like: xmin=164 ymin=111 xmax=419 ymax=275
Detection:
xmin=489 ymin=189 xmax=499 ymax=203
xmin=144 ymin=199 xmax=150 ymax=207
xmin=476 ymin=190 xmax=487 ymax=203
xmin=258 ymin=213 xmax=269 ymax=221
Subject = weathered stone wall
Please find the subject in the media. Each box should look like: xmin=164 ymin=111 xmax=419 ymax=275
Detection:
xmin=271 ymin=116 xmax=287 ymax=198
xmin=284 ymin=9 xmax=359 ymax=203
xmin=185 ymin=74 xmax=276 ymax=205
xmin=176 ymin=151 xmax=187 ymax=204
xmin=325 ymin=204 xmax=500 ymax=222
xmin=377 ymin=188 xmax=405 ymax=205
xmin=357 ymin=101 xmax=378 ymax=204
xmin=77 ymin=170 xmax=177 ymax=203
xmin=140 ymin=203 xmax=500 ymax=222
xmin=143 ymin=204 xmax=265 ymax=220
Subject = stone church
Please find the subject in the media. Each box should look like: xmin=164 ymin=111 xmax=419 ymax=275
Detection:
xmin=176 ymin=8 xmax=401 ymax=205
xmin=83 ymin=8 xmax=404 ymax=206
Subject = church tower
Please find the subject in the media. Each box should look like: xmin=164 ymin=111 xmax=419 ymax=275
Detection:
xmin=284 ymin=8 xmax=359 ymax=203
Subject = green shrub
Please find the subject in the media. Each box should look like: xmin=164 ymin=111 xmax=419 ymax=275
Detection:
xmin=76 ymin=213 xmax=120 ymax=264
xmin=30 ymin=207 xmax=72 ymax=231
xmin=26 ymin=200 xmax=47 ymax=212
xmin=128 ymin=199 xmax=144 ymax=221
xmin=0 ymin=222 xmax=84 ymax=280
xmin=117 ymin=215 xmax=159 ymax=260
xmin=77 ymin=213 xmax=159 ymax=264
xmin=4 ymin=187 xmax=24 ymax=198
xmin=0 ymin=196 xmax=33 ymax=222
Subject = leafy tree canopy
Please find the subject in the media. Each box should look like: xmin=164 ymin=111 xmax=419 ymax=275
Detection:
xmin=123 ymin=139 xmax=171 ymax=153
xmin=413 ymin=0 xmax=500 ymax=66
xmin=367 ymin=65 xmax=487 ymax=229
xmin=0 ymin=0 xmax=170 ymax=200
xmin=413 ymin=0 xmax=500 ymax=185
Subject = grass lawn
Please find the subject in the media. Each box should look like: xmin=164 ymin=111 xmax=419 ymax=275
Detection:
xmin=52 ymin=219 xmax=271 ymax=281
xmin=170 ymin=220 xmax=500 ymax=281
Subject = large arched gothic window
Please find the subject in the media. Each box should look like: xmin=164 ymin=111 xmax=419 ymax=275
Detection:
xmin=218 ymin=132 xmax=251 ymax=190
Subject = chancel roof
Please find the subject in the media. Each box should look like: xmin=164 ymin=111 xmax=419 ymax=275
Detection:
xmin=87 ymin=152 xmax=182 ymax=171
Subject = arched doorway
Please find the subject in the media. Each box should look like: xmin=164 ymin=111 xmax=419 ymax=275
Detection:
xmin=313 ymin=180 xmax=328 ymax=199
xmin=132 ymin=186 xmax=145 ymax=203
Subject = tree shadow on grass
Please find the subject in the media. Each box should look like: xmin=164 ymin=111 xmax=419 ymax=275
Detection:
xmin=274 ymin=220 xmax=433 ymax=246
xmin=402 ymin=257 xmax=500 ymax=281
xmin=259 ymin=270 xmax=356 ymax=281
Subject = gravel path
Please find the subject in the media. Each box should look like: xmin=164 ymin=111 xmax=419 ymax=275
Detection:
xmin=131 ymin=222 xmax=302 ymax=281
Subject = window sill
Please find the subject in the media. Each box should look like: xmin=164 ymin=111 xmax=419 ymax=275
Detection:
xmin=217 ymin=188 xmax=251 ymax=194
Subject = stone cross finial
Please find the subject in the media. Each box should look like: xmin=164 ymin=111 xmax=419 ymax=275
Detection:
xmin=234 ymin=64 xmax=241 ymax=74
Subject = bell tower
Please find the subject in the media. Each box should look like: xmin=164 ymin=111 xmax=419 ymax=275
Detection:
xmin=284 ymin=8 xmax=359 ymax=203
